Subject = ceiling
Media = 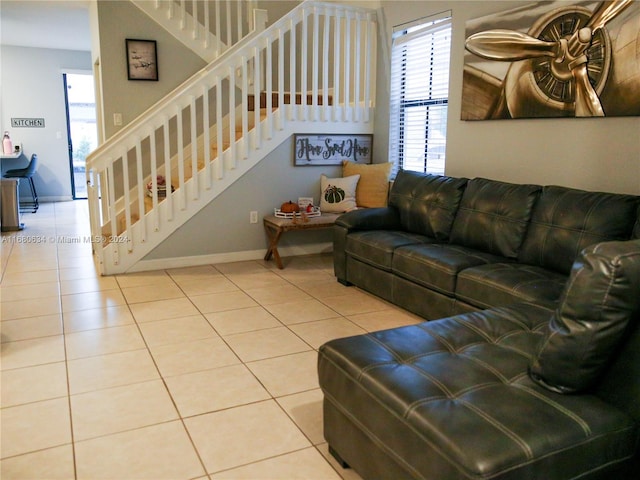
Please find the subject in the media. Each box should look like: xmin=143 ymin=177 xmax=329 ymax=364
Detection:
xmin=0 ymin=0 xmax=91 ymax=52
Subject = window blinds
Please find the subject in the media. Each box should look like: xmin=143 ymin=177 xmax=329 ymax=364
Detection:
xmin=388 ymin=14 xmax=452 ymax=177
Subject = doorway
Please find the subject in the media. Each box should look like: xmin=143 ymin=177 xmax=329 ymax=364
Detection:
xmin=63 ymin=72 xmax=97 ymax=199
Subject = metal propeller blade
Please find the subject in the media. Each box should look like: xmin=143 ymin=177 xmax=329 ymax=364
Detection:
xmin=465 ymin=29 xmax=557 ymax=61
xmin=587 ymin=0 xmax=633 ymax=32
xmin=571 ymin=0 xmax=632 ymax=116
xmin=573 ymin=64 xmax=605 ymax=116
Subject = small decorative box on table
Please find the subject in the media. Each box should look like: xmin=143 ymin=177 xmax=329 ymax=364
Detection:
xmin=263 ymin=211 xmax=342 ymax=269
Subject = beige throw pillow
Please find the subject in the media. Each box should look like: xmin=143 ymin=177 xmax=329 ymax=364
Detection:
xmin=320 ymin=174 xmax=360 ymax=213
xmin=342 ymin=161 xmax=392 ymax=208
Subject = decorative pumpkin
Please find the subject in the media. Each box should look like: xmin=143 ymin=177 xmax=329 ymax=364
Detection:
xmin=324 ymin=185 xmax=346 ymax=204
xmin=280 ymin=201 xmax=300 ymax=213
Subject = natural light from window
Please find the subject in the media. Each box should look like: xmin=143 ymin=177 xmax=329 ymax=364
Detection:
xmin=388 ymin=13 xmax=452 ymax=176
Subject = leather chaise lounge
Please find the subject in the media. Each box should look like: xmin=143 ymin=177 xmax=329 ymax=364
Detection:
xmin=318 ymin=170 xmax=640 ymax=479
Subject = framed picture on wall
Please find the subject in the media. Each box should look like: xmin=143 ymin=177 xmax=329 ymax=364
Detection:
xmin=126 ymin=39 xmax=158 ymax=81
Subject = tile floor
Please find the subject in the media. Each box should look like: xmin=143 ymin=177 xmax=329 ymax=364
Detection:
xmin=0 ymin=201 xmax=423 ymax=480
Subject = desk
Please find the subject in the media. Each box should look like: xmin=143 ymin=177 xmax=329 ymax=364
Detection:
xmin=263 ymin=213 xmax=341 ymax=268
xmin=1 ymin=151 xmax=27 ymax=175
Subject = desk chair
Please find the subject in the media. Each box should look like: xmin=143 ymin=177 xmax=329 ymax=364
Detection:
xmin=3 ymin=154 xmax=39 ymax=212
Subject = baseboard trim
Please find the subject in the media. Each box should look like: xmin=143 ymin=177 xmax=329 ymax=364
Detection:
xmin=127 ymin=241 xmax=333 ymax=273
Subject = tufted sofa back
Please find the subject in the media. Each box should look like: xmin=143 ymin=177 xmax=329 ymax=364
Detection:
xmin=449 ymin=178 xmax=541 ymax=258
xmin=388 ymin=170 xmax=468 ymax=241
xmin=518 ymin=186 xmax=640 ymax=275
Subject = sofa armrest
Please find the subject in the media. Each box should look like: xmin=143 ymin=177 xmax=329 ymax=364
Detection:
xmin=335 ymin=207 xmax=402 ymax=231
xmin=333 ymin=207 xmax=401 ymax=284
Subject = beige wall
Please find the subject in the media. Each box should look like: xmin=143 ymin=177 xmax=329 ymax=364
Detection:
xmin=374 ymin=1 xmax=640 ymax=195
xmin=95 ymin=0 xmax=207 ymax=140
xmin=0 ymin=46 xmax=92 ymax=201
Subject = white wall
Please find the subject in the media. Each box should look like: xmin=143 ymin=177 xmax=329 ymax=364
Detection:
xmin=0 ymin=46 xmax=92 ymax=201
xmin=374 ymin=1 xmax=640 ymax=195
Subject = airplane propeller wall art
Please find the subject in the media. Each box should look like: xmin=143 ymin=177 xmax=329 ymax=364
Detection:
xmin=461 ymin=0 xmax=640 ymax=120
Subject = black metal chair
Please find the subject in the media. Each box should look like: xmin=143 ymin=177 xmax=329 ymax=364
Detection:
xmin=3 ymin=154 xmax=39 ymax=212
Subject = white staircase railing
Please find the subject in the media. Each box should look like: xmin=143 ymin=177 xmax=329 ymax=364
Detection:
xmin=131 ymin=0 xmax=260 ymax=62
xmin=87 ymin=1 xmax=377 ymax=275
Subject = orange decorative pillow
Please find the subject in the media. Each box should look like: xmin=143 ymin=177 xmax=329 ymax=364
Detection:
xmin=342 ymin=161 xmax=392 ymax=208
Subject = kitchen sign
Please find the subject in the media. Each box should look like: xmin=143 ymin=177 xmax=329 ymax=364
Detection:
xmin=11 ymin=118 xmax=45 ymax=128
xmin=294 ymin=134 xmax=373 ymax=166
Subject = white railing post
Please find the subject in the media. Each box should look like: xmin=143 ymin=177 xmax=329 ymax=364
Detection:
xmin=322 ymin=6 xmax=330 ymax=121
xmin=312 ymin=6 xmax=319 ymax=121
xmin=265 ymin=36 xmax=273 ymax=140
xmin=202 ymin=84 xmax=212 ymax=188
xmin=149 ymin=127 xmax=159 ymax=232
xmin=191 ymin=0 xmax=198 ymax=39
xmin=226 ymin=1 xmax=232 ymax=48
xmin=344 ymin=10 xmax=352 ymax=122
xmin=333 ymin=8 xmax=342 ymax=122
xmin=236 ymin=1 xmax=243 ymax=44
xmin=228 ymin=64 xmax=237 ymax=167
xmin=241 ymin=56 xmax=249 ymax=159
xmin=364 ymin=12 xmax=375 ymax=123
xmin=215 ymin=74 xmax=225 ymax=176
xmin=289 ymin=17 xmax=296 ymax=122
xmin=107 ymin=161 xmax=117 ymax=243
xmin=189 ymin=95 xmax=198 ymax=200
xmin=253 ymin=46 xmax=261 ymax=150
xmin=107 ymin=162 xmax=118 ymax=265
xmin=215 ymin=1 xmax=221 ymax=56
xmin=176 ymin=106 xmax=186 ymax=210
xmin=204 ymin=1 xmax=210 ymax=48
xmin=277 ymin=27 xmax=284 ymax=130
xmin=354 ymin=13 xmax=362 ymax=122
xmin=135 ymin=138 xmax=146 ymax=243
xmin=301 ymin=9 xmax=308 ymax=121
xmin=121 ymin=150 xmax=133 ymax=252
xmin=163 ymin=117 xmax=173 ymax=221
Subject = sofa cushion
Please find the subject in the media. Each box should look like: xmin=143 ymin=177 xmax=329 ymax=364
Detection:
xmin=345 ymin=230 xmax=430 ymax=271
xmin=450 ymin=178 xmax=541 ymax=259
xmin=530 ymin=240 xmax=640 ymax=394
xmin=319 ymin=303 xmax=638 ymax=479
xmin=392 ymin=243 xmax=509 ymax=296
xmin=456 ymin=263 xmax=567 ymax=310
xmin=633 ymin=210 xmax=640 ymax=239
xmin=519 ymin=186 xmax=640 ymax=274
xmin=388 ymin=170 xmax=468 ymax=241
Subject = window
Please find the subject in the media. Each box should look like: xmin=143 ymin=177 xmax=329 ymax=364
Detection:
xmin=389 ymin=13 xmax=452 ymax=176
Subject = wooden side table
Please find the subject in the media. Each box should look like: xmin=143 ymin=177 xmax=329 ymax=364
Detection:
xmin=263 ymin=213 xmax=342 ymax=268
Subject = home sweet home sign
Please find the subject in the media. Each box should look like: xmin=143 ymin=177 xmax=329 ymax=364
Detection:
xmin=294 ymin=134 xmax=373 ymax=166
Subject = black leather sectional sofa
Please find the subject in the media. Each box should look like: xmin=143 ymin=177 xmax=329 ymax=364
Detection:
xmin=318 ymin=170 xmax=640 ymax=479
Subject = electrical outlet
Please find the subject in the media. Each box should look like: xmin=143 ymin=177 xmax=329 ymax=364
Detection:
xmin=250 ymin=211 xmax=258 ymax=224
xmin=113 ymin=113 xmax=122 ymax=126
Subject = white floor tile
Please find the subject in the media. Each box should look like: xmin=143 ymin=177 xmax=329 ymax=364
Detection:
xmin=0 ymin=201 xmax=390 ymax=479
